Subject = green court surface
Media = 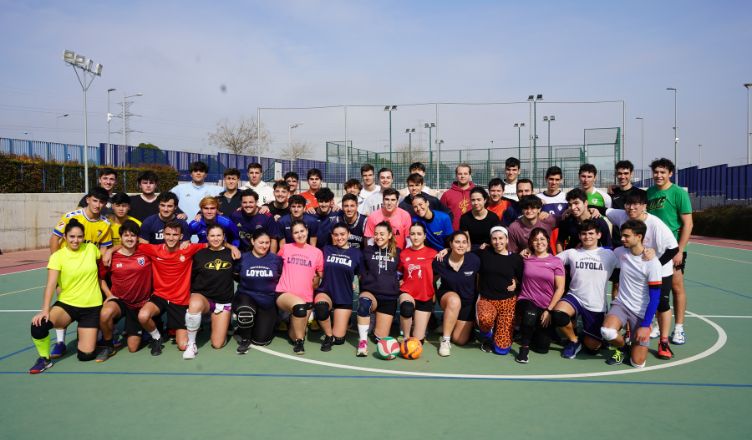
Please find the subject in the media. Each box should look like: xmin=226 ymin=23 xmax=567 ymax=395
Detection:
xmin=1 ymin=243 xmax=751 ymax=439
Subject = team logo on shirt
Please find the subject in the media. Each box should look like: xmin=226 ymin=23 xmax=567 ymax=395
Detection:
xmin=463 ymin=271 xmax=474 ymax=276
xmin=287 ymin=255 xmax=312 ymax=267
xmin=179 ymin=255 xmax=186 ymax=262
xmin=206 ymin=259 xmax=232 ymax=270
xmin=137 ymin=257 xmax=146 ymax=266
xmin=326 ymin=255 xmax=352 ymax=267
xmin=407 ymin=263 xmax=422 ymax=279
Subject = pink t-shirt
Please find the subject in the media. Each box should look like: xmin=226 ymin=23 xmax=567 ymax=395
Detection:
xmin=363 ymin=207 xmax=412 ymax=249
xmin=518 ymin=254 xmax=565 ymax=309
xmin=276 ymin=243 xmax=324 ymax=302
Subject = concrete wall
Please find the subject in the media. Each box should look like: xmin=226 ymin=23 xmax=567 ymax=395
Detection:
xmin=0 ymin=193 xmax=81 ymax=252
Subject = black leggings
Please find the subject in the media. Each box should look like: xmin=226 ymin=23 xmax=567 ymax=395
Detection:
xmin=517 ymin=299 xmax=558 ymax=354
xmin=233 ymin=295 xmax=277 ymax=346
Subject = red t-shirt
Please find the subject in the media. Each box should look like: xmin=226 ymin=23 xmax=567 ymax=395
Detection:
xmin=99 ymin=250 xmax=153 ymax=309
xmin=398 ymin=246 xmax=438 ymax=301
xmin=139 ymin=243 xmax=205 ymax=305
xmin=301 ymin=191 xmax=319 ymax=209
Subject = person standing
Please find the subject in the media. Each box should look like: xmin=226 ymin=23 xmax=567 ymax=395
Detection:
xmin=611 ymin=160 xmax=646 ymax=210
xmin=459 ymin=187 xmax=500 ymax=250
xmin=241 ymin=163 xmax=274 ymax=206
xmin=170 ymin=161 xmax=221 ymax=219
xmin=218 ymin=168 xmax=242 ymax=217
xmin=358 ymin=164 xmax=380 ymax=208
xmin=440 ymin=163 xmax=476 ymax=230
xmin=502 ymin=157 xmax=521 ymax=201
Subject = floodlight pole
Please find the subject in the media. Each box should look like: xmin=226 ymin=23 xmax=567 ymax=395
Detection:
xmin=514 ymin=122 xmax=525 ymax=161
xmin=544 ymin=115 xmax=555 ymax=168
xmin=745 ymin=83 xmax=752 ymax=164
xmin=344 ymin=105 xmax=349 ymax=181
xmin=107 ymin=88 xmax=116 ymax=148
xmin=385 ymin=105 xmax=397 ymax=163
xmin=635 ymin=117 xmax=645 ymax=181
xmin=667 ymin=87 xmax=678 ymax=181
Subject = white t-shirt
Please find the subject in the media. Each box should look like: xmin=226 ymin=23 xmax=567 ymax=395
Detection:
xmin=557 ymin=247 xmax=618 ymax=312
xmin=606 ymin=209 xmax=678 ymax=277
xmin=613 ymin=246 xmax=662 ymax=317
xmin=359 ymin=189 xmax=385 ymax=215
xmin=537 ymin=190 xmax=568 ymax=218
xmin=170 ymin=182 xmax=222 ymax=219
xmin=358 ymin=185 xmax=381 ymax=211
xmin=241 ymin=181 xmax=274 ymax=206
xmin=503 ymin=179 xmax=518 ymax=201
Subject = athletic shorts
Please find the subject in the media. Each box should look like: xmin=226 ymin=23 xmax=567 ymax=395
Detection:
xmin=373 ymin=294 xmax=398 ymax=316
xmin=561 ymin=294 xmax=604 ymax=341
xmin=207 ymin=299 xmax=233 ymax=314
xmin=107 ymin=298 xmax=143 ymax=336
xmin=414 ymin=299 xmax=434 ymax=313
xmin=315 ymin=291 xmax=353 ymax=310
xmin=607 ymin=302 xmax=642 ymax=342
xmin=658 ymin=275 xmax=673 ymax=313
xmin=674 ymin=251 xmax=688 ymax=273
xmin=436 ymin=290 xmax=475 ymax=322
xmin=52 ymin=301 xmax=101 ymax=328
xmin=149 ymin=295 xmax=188 ymax=330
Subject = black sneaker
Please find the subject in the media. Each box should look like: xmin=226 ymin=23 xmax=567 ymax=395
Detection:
xmin=95 ymin=346 xmax=116 ymax=363
xmin=293 ymin=339 xmax=305 ymax=355
xmin=321 ymin=336 xmax=334 ymax=352
xmin=149 ymin=337 xmax=164 ymax=356
xmin=606 ymin=346 xmax=626 ymax=365
xmin=480 ymin=340 xmax=493 ymax=353
xmin=236 ymin=339 xmax=252 ymax=355
xmin=515 ymin=347 xmax=529 ymax=364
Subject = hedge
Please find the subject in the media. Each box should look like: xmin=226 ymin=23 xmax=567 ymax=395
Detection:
xmin=692 ymin=205 xmax=752 ymax=241
xmin=0 ymin=153 xmax=179 ymax=193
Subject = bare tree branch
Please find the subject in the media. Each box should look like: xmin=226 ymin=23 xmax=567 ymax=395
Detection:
xmin=207 ymin=117 xmax=271 ymax=155
xmin=280 ymin=141 xmax=314 ymax=162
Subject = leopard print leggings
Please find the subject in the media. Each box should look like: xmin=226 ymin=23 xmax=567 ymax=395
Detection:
xmin=476 ymin=296 xmax=516 ymax=349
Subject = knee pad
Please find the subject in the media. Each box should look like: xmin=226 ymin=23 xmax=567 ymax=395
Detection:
xmin=550 ymin=310 xmax=571 ymax=328
xmin=658 ymin=294 xmax=671 ymax=313
xmin=357 ymin=297 xmax=372 ymax=318
xmin=30 ymin=319 xmax=53 ymax=340
xmin=600 ymin=326 xmax=618 ymax=341
xmin=399 ymin=301 xmax=415 ymax=319
xmin=333 ymin=336 xmax=346 ymax=345
xmin=185 ymin=312 xmax=202 ymax=332
xmin=292 ymin=303 xmax=309 ymax=318
xmin=314 ymin=301 xmax=330 ymax=321
xmin=521 ymin=308 xmax=538 ymax=328
xmin=236 ymin=304 xmax=256 ymax=329
xmin=77 ymin=349 xmax=96 ymax=362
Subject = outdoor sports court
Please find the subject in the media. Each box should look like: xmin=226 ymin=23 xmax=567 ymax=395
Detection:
xmin=1 ymin=239 xmax=750 ymax=439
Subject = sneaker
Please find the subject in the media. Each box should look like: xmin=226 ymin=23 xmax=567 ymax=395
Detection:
xmin=515 ymin=347 xmax=529 ymax=364
xmin=321 ymin=335 xmax=334 ymax=352
xmin=562 ymin=341 xmax=582 ymax=359
xmin=50 ymin=342 xmax=67 ymax=359
xmin=605 ymin=347 xmax=625 ymax=365
xmin=236 ymin=339 xmax=252 ymax=355
xmin=480 ymin=340 xmax=493 ymax=353
xmin=182 ymin=344 xmax=198 ymax=360
xmin=356 ymin=339 xmax=368 ymax=357
xmin=657 ymin=341 xmax=674 ymax=360
xmin=29 ymin=357 xmax=53 ymax=374
xmin=293 ymin=339 xmax=305 ymax=355
xmin=671 ymin=329 xmax=686 ymax=345
xmin=650 ymin=324 xmax=660 ymax=339
xmin=95 ymin=346 xmax=116 ymax=363
xmin=113 ymin=334 xmax=125 ymax=349
xmin=438 ymin=339 xmax=451 ymax=357
xmin=149 ymin=337 xmax=164 ymax=356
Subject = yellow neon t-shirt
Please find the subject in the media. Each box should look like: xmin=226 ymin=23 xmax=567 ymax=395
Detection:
xmin=47 ymin=243 xmax=103 ymax=308
xmin=107 ymin=215 xmax=142 ymax=246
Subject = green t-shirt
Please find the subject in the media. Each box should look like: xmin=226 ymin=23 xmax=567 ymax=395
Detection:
xmin=47 ymin=243 xmax=102 ymax=308
xmin=646 ymin=184 xmax=692 ymax=240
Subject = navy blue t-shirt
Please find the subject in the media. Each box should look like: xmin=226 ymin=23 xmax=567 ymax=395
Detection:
xmin=277 ymin=213 xmax=320 ymax=244
xmin=231 ymin=210 xmax=283 ymax=251
xmin=315 ymin=217 xmax=338 ymax=250
xmin=139 ymin=215 xmax=190 ymax=244
xmin=234 ymin=251 xmax=283 ymax=309
xmin=338 ymin=213 xmax=367 ymax=249
xmin=316 ymin=245 xmax=363 ymax=305
xmin=557 ymin=216 xmax=613 ymax=250
xmin=360 ymin=245 xmax=400 ymax=298
xmin=433 ymin=252 xmax=480 ymax=303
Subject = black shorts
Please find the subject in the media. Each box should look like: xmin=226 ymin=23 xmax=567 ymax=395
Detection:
xmin=414 ymin=299 xmax=434 ymax=313
xmin=315 ymin=291 xmax=353 ymax=310
xmin=373 ymin=294 xmax=398 ymax=316
xmin=658 ymin=275 xmax=673 ymax=313
xmin=52 ymin=301 xmax=101 ymax=328
xmin=436 ymin=290 xmax=475 ymax=322
xmin=233 ymin=294 xmax=277 ymax=346
xmin=674 ymin=251 xmax=688 ymax=273
xmin=149 ymin=295 xmax=188 ymax=330
xmin=106 ymin=298 xmax=144 ymax=336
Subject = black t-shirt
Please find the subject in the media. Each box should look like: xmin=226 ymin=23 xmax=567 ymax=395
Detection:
xmin=611 ymin=186 xmax=647 ymax=210
xmin=360 ymin=245 xmax=400 ymax=298
xmin=475 ymin=248 xmax=523 ymax=300
xmin=218 ymin=191 xmax=242 ymax=217
xmin=191 ymin=247 xmax=235 ymax=303
xmin=557 ymin=216 xmax=613 ymax=250
xmin=459 ymin=210 xmax=500 ymax=249
xmin=265 ymin=202 xmax=290 ymax=221
xmin=128 ymin=194 xmax=158 ymax=222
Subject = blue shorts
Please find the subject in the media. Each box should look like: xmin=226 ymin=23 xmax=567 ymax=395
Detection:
xmin=561 ymin=294 xmax=605 ymax=341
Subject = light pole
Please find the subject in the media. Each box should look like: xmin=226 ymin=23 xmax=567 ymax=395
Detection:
xmin=424 ymin=122 xmax=435 ymax=177
xmin=635 ymin=117 xmax=645 ymax=180
xmin=405 ymin=128 xmax=415 ymax=163
xmin=513 ymin=122 xmax=525 ymax=161
xmin=436 ymin=139 xmax=444 ymax=187
xmin=289 ymin=122 xmax=303 ymax=171
xmin=384 ymin=105 xmax=397 ymax=163
xmin=107 ymin=88 xmax=116 ymax=147
xmin=543 ymin=115 xmax=555 ymax=167
xmin=745 ymin=83 xmax=752 ymax=164
xmin=666 ymin=87 xmax=678 ymax=179
xmin=62 ymin=49 xmax=102 ymax=193
xmin=527 ymin=94 xmax=543 ymax=180
xmin=122 ymin=92 xmax=143 ymax=147
xmin=697 ymin=144 xmax=702 ymax=168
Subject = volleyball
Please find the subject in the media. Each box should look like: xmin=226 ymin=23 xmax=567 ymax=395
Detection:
xmin=400 ymin=337 xmax=423 ymax=360
xmin=375 ymin=337 xmax=401 ymax=360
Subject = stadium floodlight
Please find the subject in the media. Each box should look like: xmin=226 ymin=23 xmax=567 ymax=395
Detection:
xmin=513 ymin=122 xmax=525 ymax=161
xmin=62 ymin=49 xmax=103 ymax=193
xmin=527 ymin=94 xmax=543 ymax=179
xmin=745 ymin=83 xmax=752 ymax=164
xmin=384 ymin=105 xmax=398 ymax=162
xmin=424 ymin=122 xmax=436 ymax=174
xmin=405 ymin=128 xmax=416 ymax=162
xmin=543 ymin=115 xmax=556 ymax=167
xmin=666 ymin=87 xmax=678 ymax=178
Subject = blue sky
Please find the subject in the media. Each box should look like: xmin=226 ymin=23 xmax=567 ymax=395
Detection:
xmin=1 ymin=0 xmax=750 ymax=169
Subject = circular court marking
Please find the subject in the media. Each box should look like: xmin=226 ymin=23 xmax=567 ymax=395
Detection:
xmin=254 ymin=311 xmax=727 ymax=379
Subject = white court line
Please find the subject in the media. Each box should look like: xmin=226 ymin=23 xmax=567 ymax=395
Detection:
xmin=0 ymin=267 xmax=45 ymax=276
xmin=0 ymin=286 xmax=43 ymax=298
xmin=691 ymin=251 xmax=752 ymax=265
xmin=255 ymin=310 xmax=727 ymax=380
xmin=688 ymin=315 xmax=752 ymax=319
xmin=0 ymin=310 xmax=38 ymax=312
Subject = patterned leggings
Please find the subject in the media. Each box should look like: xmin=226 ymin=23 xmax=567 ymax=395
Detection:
xmin=476 ymin=296 xmax=516 ymax=349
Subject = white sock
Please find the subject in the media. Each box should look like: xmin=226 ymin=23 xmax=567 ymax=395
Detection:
xmin=441 ymin=336 xmax=450 ymax=342
xmin=674 ymin=323 xmax=684 ymax=332
xmin=358 ymin=324 xmax=369 ymax=341
xmin=55 ymin=329 xmax=65 ymax=343
xmin=149 ymin=329 xmax=161 ymax=340
xmin=187 ymin=330 xmax=197 ymax=346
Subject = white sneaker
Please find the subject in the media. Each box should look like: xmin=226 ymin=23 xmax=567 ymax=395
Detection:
xmin=183 ymin=344 xmax=198 ymax=360
xmin=356 ymin=340 xmax=368 ymax=357
xmin=438 ymin=338 xmax=451 ymax=357
xmin=671 ymin=329 xmax=686 ymax=345
xmin=650 ymin=323 xmax=660 ymax=339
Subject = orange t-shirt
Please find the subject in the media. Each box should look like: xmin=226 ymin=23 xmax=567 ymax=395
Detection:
xmin=301 ymin=191 xmax=319 ymax=209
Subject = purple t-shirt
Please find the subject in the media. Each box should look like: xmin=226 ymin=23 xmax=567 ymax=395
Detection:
xmin=519 ymin=255 xmax=565 ymax=309
xmin=507 ymin=215 xmax=557 ymax=254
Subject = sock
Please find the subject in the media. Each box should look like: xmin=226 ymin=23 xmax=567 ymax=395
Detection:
xmin=55 ymin=329 xmax=65 ymax=344
xmin=187 ymin=330 xmax=197 ymax=346
xmin=149 ymin=329 xmax=161 ymax=340
xmin=674 ymin=323 xmax=684 ymax=332
xmin=33 ymin=335 xmax=51 ymax=359
xmin=357 ymin=324 xmax=369 ymax=341
xmin=441 ymin=336 xmax=450 ymax=342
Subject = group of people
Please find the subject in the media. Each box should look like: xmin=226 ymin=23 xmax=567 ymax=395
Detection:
xmin=28 ymin=155 xmax=692 ymax=373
